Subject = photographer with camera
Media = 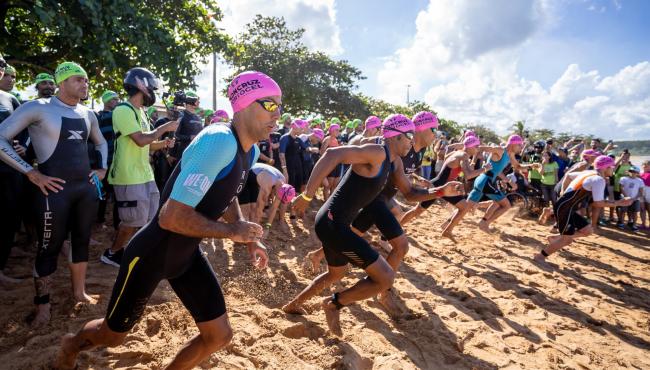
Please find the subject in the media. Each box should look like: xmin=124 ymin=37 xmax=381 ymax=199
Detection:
xmin=169 ymin=90 xmax=203 ymax=160
xmin=102 ymin=67 xmax=178 ymax=268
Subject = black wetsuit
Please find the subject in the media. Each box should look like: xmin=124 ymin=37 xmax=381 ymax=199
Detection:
xmin=279 ymin=133 xmax=303 ymax=190
xmin=351 ymin=146 xmax=425 ymax=241
xmin=105 ymin=124 xmax=258 ymax=332
xmin=316 ymin=144 xmax=391 ymax=268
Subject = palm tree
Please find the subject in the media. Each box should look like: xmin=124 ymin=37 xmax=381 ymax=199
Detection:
xmin=511 ymin=120 xmax=526 ymax=136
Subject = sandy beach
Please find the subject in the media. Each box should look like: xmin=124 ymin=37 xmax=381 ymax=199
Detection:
xmin=1 ymin=200 xmax=649 ymax=369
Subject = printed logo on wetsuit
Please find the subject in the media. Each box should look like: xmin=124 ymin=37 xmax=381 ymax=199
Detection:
xmin=182 ymin=173 xmax=211 ymax=197
xmin=67 ymin=130 xmax=84 ymax=140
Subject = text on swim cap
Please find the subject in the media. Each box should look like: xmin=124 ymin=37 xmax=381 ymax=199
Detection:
xmin=229 ymin=79 xmax=263 ymax=103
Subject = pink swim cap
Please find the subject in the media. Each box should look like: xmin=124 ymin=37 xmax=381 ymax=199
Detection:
xmin=382 ymin=114 xmax=415 ymax=139
xmin=227 ymin=71 xmax=282 ymax=113
xmin=329 ymin=124 xmax=340 ymax=134
xmin=312 ymin=128 xmax=324 ymax=141
xmin=464 ymin=130 xmax=476 ymax=138
xmin=412 ymin=111 xmax=438 ymax=131
xmin=210 ymin=109 xmax=229 ymax=123
xmin=277 ymin=184 xmax=296 ymax=204
xmin=506 ymin=134 xmax=524 ymax=146
xmin=463 ymin=136 xmax=480 ymax=148
xmin=594 ymin=155 xmax=615 ymax=170
xmin=292 ymin=119 xmax=308 ymax=129
xmin=581 ymin=149 xmax=601 ymax=159
xmin=365 ymin=116 xmax=382 ymax=130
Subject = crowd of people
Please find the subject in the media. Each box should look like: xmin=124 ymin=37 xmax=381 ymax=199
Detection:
xmin=0 ymin=54 xmax=648 ymax=370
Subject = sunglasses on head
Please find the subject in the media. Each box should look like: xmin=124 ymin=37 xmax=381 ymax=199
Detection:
xmin=384 ymin=127 xmax=414 ymax=140
xmin=256 ymin=99 xmax=282 ymax=113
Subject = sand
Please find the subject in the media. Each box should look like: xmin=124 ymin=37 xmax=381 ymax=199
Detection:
xmin=1 ymin=201 xmax=649 ymax=369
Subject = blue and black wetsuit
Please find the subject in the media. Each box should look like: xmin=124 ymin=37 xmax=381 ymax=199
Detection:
xmin=468 ymin=150 xmax=511 ymax=203
xmin=316 ymin=144 xmax=391 ymax=268
xmin=105 ymin=124 xmax=259 ymax=332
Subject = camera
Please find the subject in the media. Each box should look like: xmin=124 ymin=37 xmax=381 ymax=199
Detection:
xmin=165 ymin=91 xmax=199 ymax=106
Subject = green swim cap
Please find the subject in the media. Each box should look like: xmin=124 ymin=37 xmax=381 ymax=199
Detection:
xmin=330 ymin=117 xmax=340 ymax=125
xmin=353 ymin=118 xmax=362 ymax=128
xmin=101 ymin=90 xmax=118 ymax=104
xmin=54 ymin=62 xmax=87 ymax=84
xmin=310 ymin=118 xmax=322 ymax=127
xmin=203 ymin=109 xmax=214 ymax=118
xmin=4 ymin=64 xmax=16 ymax=76
xmin=280 ymin=113 xmax=291 ymax=122
xmin=186 ymin=90 xmax=199 ymax=98
xmin=346 ymin=121 xmax=354 ymax=129
xmin=34 ymin=73 xmax=55 ymax=85
xmin=146 ymin=106 xmax=157 ymax=117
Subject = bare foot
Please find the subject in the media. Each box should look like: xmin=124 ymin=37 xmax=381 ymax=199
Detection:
xmin=29 ymin=304 xmax=51 ymax=328
xmin=532 ymin=254 xmax=553 ymax=271
xmin=377 ymin=290 xmax=403 ymax=319
xmin=302 ymin=252 xmax=321 ymax=274
xmin=0 ymin=271 xmax=23 ymax=284
xmin=74 ymin=292 xmax=99 ymax=304
xmin=478 ymin=220 xmax=492 ymax=234
xmin=440 ymin=230 xmax=457 ymax=243
xmin=282 ymin=301 xmax=307 ymax=315
xmin=322 ymin=297 xmax=342 ymax=337
xmin=53 ymin=333 xmax=78 ymax=370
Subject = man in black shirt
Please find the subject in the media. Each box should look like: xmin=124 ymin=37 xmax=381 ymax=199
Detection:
xmin=170 ymin=91 xmax=202 ymax=160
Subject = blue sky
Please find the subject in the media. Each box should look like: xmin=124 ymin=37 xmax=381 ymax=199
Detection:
xmin=190 ymin=0 xmax=650 ymax=139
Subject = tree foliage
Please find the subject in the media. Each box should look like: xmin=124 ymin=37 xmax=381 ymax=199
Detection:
xmin=0 ymin=0 xmax=229 ymax=95
xmin=224 ymin=16 xmax=365 ymax=118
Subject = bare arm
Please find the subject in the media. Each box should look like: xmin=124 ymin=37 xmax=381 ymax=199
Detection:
xmin=460 ymin=153 xmax=486 ymax=179
xmin=158 ymin=198 xmax=236 ymax=238
xmin=392 ymin=158 xmax=464 ymax=201
xmin=303 ymin=144 xmax=385 ymax=198
xmin=129 ymin=119 xmax=178 ymax=147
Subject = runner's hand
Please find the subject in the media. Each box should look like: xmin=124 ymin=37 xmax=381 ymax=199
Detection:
xmin=483 ymin=162 xmax=493 ymax=172
xmin=292 ymin=194 xmax=310 ymax=214
xmin=440 ymin=181 xmax=464 ymax=197
xmin=247 ymin=242 xmax=269 ymax=269
xmin=13 ymin=144 xmax=26 ymax=157
xmin=618 ymin=197 xmax=634 ymax=207
xmin=26 ymin=169 xmax=65 ymax=195
xmin=88 ymin=169 xmax=107 ymax=183
xmin=165 ymin=137 xmax=175 ymax=148
xmin=228 ymin=220 xmax=263 ymax=243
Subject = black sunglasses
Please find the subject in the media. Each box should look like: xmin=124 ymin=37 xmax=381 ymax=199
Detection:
xmin=0 ymin=60 xmax=6 ymax=69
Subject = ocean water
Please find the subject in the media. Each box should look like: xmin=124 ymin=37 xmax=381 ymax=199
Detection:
xmin=630 ymin=156 xmax=649 ymax=167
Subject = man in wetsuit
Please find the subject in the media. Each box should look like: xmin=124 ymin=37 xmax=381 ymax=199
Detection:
xmin=400 ymin=135 xmax=492 ymax=240
xmin=279 ymin=119 xmax=306 ymax=193
xmin=0 ymin=54 xmax=28 ymax=284
xmin=534 ymin=155 xmax=632 ymax=266
xmin=283 ymin=114 xmax=463 ymax=334
xmin=55 ymin=70 xmax=278 ymax=370
xmin=34 ymin=73 xmax=57 ymax=99
xmin=0 ymin=62 xmax=108 ymax=327
xmin=101 ymin=68 xmax=178 ymax=267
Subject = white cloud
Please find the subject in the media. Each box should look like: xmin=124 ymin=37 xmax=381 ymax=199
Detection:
xmin=193 ymin=0 xmax=343 ymax=115
xmin=375 ymin=0 xmax=649 ymax=140
xmin=218 ymin=0 xmax=343 ymax=55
